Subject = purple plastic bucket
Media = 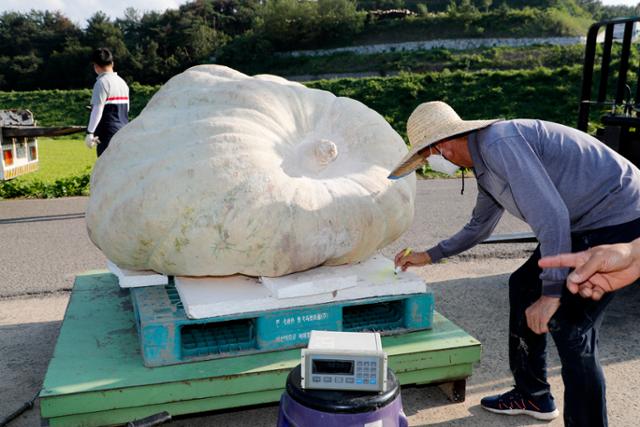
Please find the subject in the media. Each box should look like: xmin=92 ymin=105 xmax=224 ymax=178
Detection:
xmin=277 ymin=365 xmax=408 ymax=427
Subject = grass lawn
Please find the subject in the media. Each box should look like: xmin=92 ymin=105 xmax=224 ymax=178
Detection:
xmin=13 ymin=136 xmax=96 ymax=184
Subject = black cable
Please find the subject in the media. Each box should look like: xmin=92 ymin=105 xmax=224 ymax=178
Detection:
xmin=0 ymin=391 xmax=39 ymax=427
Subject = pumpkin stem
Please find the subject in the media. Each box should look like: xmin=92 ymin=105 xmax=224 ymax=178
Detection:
xmin=314 ymin=139 xmax=338 ymax=166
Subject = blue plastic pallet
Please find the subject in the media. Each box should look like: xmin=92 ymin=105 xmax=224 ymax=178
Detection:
xmin=130 ymin=280 xmax=434 ymax=367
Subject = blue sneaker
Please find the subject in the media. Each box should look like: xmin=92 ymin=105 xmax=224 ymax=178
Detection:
xmin=481 ymin=388 xmax=559 ymax=420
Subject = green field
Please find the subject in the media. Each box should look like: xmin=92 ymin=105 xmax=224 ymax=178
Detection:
xmin=236 ymin=45 xmax=589 ymax=77
xmin=15 ymin=137 xmax=95 ymax=184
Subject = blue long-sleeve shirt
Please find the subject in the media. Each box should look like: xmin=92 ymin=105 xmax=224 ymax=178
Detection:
xmin=426 ymin=119 xmax=640 ymax=297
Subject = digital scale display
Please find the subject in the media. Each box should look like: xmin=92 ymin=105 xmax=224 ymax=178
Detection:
xmin=312 ymin=359 xmax=354 ymax=375
xmin=301 ymin=331 xmax=387 ymax=392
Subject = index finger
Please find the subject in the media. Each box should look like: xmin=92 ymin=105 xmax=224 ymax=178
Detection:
xmin=538 ymin=252 xmax=587 ymax=269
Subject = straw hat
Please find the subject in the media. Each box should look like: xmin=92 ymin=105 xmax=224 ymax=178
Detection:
xmin=389 ymin=101 xmax=500 ymax=178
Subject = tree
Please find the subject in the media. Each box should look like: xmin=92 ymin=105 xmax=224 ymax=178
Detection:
xmin=316 ymin=0 xmax=365 ymax=45
xmin=0 ymin=10 xmax=83 ymax=89
xmin=85 ymin=12 xmax=129 ymax=61
xmin=44 ymin=40 xmax=93 ymax=89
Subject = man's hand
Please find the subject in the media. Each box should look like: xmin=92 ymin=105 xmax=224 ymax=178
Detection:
xmin=85 ymin=133 xmax=100 ymax=149
xmin=525 ymin=296 xmax=561 ymax=334
xmin=538 ymin=240 xmax=640 ymax=301
xmin=394 ymin=249 xmax=431 ymax=271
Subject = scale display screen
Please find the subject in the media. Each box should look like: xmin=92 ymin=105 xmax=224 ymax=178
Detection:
xmin=302 ymin=331 xmax=387 ymax=391
xmin=312 ymin=359 xmax=354 ymax=375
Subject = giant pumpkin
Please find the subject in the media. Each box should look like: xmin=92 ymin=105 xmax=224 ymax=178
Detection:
xmin=86 ymin=65 xmax=416 ymax=276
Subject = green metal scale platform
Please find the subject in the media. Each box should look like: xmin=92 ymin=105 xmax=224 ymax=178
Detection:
xmin=40 ymin=273 xmax=481 ymax=427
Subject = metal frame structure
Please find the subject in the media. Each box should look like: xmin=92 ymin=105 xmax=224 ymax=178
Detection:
xmin=577 ymin=16 xmax=640 ymax=167
xmin=578 ymin=17 xmax=640 ymax=131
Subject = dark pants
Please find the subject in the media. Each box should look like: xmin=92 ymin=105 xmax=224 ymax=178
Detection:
xmin=95 ymin=130 xmax=113 ymax=157
xmin=509 ymin=217 xmax=640 ymax=427
xmin=95 ymin=107 xmax=127 ymax=157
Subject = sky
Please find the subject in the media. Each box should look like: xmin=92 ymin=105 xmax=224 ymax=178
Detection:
xmin=0 ymin=0 xmax=638 ymax=27
xmin=0 ymin=0 xmax=185 ymax=26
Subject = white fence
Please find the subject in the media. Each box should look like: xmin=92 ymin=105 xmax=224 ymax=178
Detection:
xmin=280 ymin=36 xmax=586 ymax=58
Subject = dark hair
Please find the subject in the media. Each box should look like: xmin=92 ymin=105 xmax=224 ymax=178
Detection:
xmin=91 ymin=48 xmax=113 ymax=67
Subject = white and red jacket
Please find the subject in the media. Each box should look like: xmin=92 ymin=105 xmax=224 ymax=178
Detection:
xmin=87 ymin=71 xmax=129 ymax=139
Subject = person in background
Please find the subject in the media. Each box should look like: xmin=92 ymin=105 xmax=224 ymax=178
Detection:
xmin=85 ymin=47 xmax=129 ymax=157
xmin=391 ymin=101 xmax=640 ymax=426
xmin=539 ymin=237 xmax=640 ymax=300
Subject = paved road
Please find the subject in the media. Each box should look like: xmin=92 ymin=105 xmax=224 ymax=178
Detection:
xmin=2 ymin=179 xmax=639 ymax=426
xmin=0 ymin=197 xmax=104 ymax=297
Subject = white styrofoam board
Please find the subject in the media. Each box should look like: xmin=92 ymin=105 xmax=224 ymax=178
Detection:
xmin=260 ymin=263 xmax=359 ymax=299
xmin=175 ymin=255 xmax=427 ymax=319
xmin=107 ymin=260 xmax=169 ymax=288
